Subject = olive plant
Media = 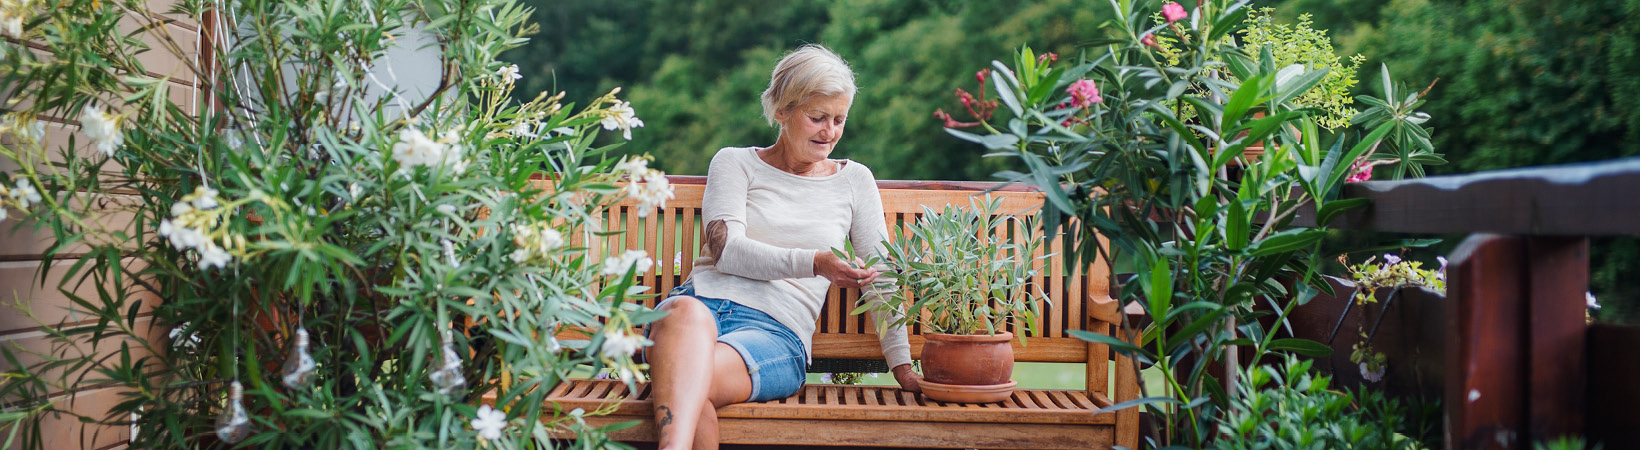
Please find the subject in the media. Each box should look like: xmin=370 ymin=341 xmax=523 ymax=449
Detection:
xmin=858 ymin=195 xmax=1048 ymax=338
xmin=0 ymin=0 xmax=665 ymax=448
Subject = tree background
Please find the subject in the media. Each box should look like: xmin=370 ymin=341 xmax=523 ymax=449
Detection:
xmin=508 ymin=0 xmax=1639 ymax=321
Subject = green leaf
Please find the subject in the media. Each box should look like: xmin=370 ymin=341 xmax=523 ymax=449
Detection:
xmin=1208 ymin=3 xmax=1251 ymax=43
xmin=945 ymin=128 xmax=1020 ymax=150
xmin=284 ymin=408 xmax=335 ymax=419
xmin=1225 ymin=199 xmax=1248 ymax=251
xmin=1272 ymin=66 xmax=1331 ymax=107
xmin=1144 ymin=257 xmax=1172 ymax=319
xmin=1096 ymin=396 xmax=1183 ymax=414
xmin=1315 ymin=198 xmax=1369 ymax=227
xmin=1164 ymin=305 xmax=1229 ymax=351
xmin=990 ymin=61 xmax=1024 ymax=116
xmin=1268 ymin=338 xmax=1333 ymax=357
xmin=1249 ymin=229 xmax=1327 ymax=256
xmin=1222 ymin=73 xmax=1270 ymax=130
xmin=1068 ymin=330 xmax=1151 ymax=358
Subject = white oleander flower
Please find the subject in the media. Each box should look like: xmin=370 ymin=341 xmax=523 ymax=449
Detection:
xmin=164 ymin=223 xmax=207 ymax=250
xmin=0 ymin=13 xmax=21 ymax=39
xmin=190 ymin=186 xmax=219 ymax=210
xmin=614 ymin=156 xmax=674 ymax=218
xmin=390 ymin=128 xmax=445 ymax=169
xmin=510 ymin=223 xmax=565 ymax=264
xmin=633 ymin=171 xmax=674 ymax=217
xmin=78 ymin=104 xmax=123 ymax=157
xmin=470 ymin=405 xmax=507 ymax=440
xmin=197 ymin=242 xmax=232 ymax=270
xmin=601 ymin=249 xmax=653 ymax=276
xmin=537 ymin=228 xmax=563 ymax=252
xmin=614 ymin=157 xmax=649 ymax=177
xmin=509 ymin=121 xmax=538 ymax=138
xmin=1 ymin=114 xmax=45 ymax=142
xmin=599 ymin=329 xmax=647 ymax=359
xmin=496 ymin=64 xmax=522 ymax=83
xmin=600 ymin=102 xmax=644 ymax=140
xmin=10 ymin=179 xmax=40 ymax=210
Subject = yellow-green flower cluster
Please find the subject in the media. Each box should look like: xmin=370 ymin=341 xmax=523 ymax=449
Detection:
xmin=1346 ymin=254 xmax=1446 ymax=305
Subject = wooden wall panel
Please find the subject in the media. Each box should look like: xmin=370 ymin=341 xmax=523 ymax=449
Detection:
xmin=0 ymin=193 xmax=144 ymax=260
xmin=6 ymin=387 xmax=136 ymax=450
xmin=0 ymin=259 xmax=159 ymax=333
xmin=0 ymin=316 xmax=166 ymax=399
xmin=0 ymin=2 xmax=200 ymax=448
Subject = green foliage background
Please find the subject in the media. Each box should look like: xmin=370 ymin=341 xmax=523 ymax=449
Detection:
xmin=513 ymin=0 xmax=1100 ymax=180
xmin=1265 ymin=0 xmax=1640 ymax=325
xmin=510 ymin=0 xmax=1640 ymax=321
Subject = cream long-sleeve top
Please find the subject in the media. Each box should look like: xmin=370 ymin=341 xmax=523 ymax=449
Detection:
xmin=688 ymin=146 xmax=913 ymax=370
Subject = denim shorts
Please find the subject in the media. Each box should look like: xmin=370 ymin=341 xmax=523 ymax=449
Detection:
xmin=648 ymin=283 xmax=807 ymax=402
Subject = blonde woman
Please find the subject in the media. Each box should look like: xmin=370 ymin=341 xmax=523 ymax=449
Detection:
xmin=643 ymin=44 xmax=920 ymax=449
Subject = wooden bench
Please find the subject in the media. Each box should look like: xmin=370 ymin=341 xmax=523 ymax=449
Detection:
xmin=546 ymin=176 xmax=1140 ymax=449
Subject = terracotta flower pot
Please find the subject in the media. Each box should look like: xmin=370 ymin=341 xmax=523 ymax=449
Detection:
xmin=918 ymin=332 xmax=1017 ymax=403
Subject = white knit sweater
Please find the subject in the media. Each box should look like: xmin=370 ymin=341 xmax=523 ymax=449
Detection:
xmin=689 ymin=147 xmax=913 ymax=370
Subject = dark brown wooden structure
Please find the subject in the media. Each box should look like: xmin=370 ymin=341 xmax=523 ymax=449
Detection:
xmin=1300 ymin=157 xmax=1640 ymax=450
xmin=540 ymin=177 xmax=1142 ymax=449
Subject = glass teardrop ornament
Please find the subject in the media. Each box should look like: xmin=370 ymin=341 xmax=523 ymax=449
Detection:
xmin=281 ymin=327 xmax=317 ymax=389
xmin=215 ymin=381 xmax=254 ymax=444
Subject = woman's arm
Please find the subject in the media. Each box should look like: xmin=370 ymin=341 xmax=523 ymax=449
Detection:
xmin=702 ymin=149 xmax=872 ymax=283
xmin=847 ymin=169 xmax=916 ymax=385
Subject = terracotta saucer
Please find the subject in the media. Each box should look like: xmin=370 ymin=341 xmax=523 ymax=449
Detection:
xmin=918 ymin=379 xmax=1017 ymax=404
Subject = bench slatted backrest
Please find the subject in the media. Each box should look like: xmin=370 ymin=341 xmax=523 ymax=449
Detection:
xmin=566 ymin=176 xmax=1119 ymax=398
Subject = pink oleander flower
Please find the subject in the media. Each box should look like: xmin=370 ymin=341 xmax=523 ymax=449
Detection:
xmin=1162 ymin=2 xmax=1187 ymax=23
xmin=976 ymin=68 xmax=991 ymax=84
xmin=1066 ymin=79 xmax=1103 ymax=109
xmin=1140 ymin=33 xmax=1160 ymax=50
xmin=1346 ymin=159 xmax=1374 ymax=183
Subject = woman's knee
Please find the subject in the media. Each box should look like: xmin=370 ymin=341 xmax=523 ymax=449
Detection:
xmin=654 ymin=296 xmax=713 ymax=330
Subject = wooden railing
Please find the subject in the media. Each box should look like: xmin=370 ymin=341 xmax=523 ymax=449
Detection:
xmin=1298 ymin=157 xmax=1640 ymax=450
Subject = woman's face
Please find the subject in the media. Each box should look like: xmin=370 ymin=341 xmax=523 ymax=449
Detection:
xmin=775 ymin=94 xmax=852 ymax=161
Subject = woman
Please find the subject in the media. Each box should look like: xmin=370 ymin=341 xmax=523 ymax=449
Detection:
xmin=643 ymin=44 xmax=921 ymax=450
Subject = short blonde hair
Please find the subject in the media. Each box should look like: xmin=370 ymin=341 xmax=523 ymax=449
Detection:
xmin=761 ymin=44 xmax=856 ymax=127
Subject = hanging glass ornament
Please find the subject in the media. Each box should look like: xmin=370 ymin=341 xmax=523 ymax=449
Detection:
xmin=281 ymin=327 xmax=317 ymax=389
xmin=429 ymin=331 xmax=467 ymax=397
xmin=215 ymin=381 xmax=254 ymax=444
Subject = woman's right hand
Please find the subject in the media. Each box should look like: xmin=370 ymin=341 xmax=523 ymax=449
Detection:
xmin=813 ymin=251 xmax=878 ymax=289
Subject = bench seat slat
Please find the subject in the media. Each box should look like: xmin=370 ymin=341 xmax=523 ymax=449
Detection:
xmin=545 ymin=380 xmax=1114 ymax=426
xmin=565 ymin=416 xmax=1116 ymax=450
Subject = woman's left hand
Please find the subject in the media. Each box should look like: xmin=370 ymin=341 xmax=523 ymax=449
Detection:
xmin=891 ymin=363 xmax=922 ymax=393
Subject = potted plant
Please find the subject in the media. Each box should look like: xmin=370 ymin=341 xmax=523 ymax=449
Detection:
xmin=860 ymin=195 xmax=1047 ymax=403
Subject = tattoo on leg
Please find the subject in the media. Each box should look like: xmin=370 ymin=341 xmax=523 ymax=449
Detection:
xmin=657 ymin=405 xmax=674 ymax=428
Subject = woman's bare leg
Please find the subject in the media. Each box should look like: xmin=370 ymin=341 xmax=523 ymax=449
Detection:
xmin=647 ymin=297 xmax=752 ymax=450
xmin=690 ymin=343 xmax=753 ymax=450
